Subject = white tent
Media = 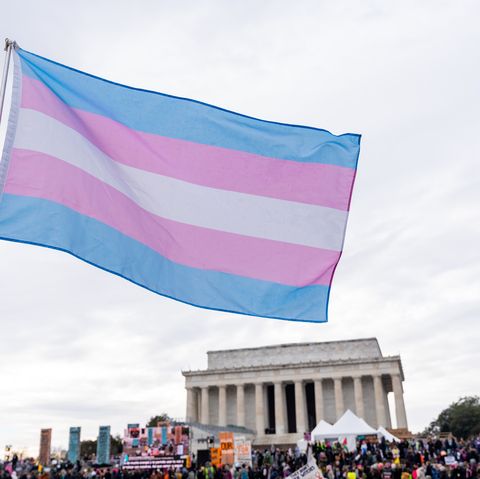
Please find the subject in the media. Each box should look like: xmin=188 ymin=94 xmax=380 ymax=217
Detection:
xmin=311 ymin=419 xmax=334 ymax=439
xmin=377 ymin=426 xmax=400 ymax=442
xmin=329 ymin=409 xmax=377 ymax=436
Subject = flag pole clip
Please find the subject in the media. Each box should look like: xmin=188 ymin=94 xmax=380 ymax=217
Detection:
xmin=3 ymin=38 xmax=17 ymax=51
xmin=0 ymin=38 xmax=17 ymax=126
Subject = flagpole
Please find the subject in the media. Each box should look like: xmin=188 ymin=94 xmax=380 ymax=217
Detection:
xmin=0 ymin=38 xmax=15 ymax=126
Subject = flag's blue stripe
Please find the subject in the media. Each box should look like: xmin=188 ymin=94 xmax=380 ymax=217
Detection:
xmin=0 ymin=194 xmax=329 ymax=322
xmin=17 ymin=49 xmax=360 ymax=170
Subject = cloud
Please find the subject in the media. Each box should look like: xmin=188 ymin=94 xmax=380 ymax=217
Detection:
xmin=0 ymin=0 xmax=479 ymax=453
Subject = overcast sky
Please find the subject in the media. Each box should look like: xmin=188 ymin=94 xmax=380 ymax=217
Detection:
xmin=0 ymin=0 xmax=479 ymax=455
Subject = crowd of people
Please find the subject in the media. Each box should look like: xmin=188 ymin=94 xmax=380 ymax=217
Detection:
xmin=1 ymin=437 xmax=479 ymax=479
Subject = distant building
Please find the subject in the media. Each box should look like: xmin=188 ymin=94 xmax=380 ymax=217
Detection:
xmin=183 ymin=338 xmax=408 ymax=446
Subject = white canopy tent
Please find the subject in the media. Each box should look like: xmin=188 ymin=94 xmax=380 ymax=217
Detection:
xmin=311 ymin=411 xmax=401 ymax=450
xmin=377 ymin=426 xmax=400 ymax=442
xmin=309 ymin=410 xmax=378 ymax=452
xmin=311 ymin=419 xmax=334 ymax=439
xmin=329 ymin=409 xmax=378 ymax=436
xmin=311 ymin=410 xmax=377 ymax=441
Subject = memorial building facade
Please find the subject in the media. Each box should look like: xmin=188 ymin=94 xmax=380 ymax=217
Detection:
xmin=182 ymin=338 xmax=408 ymax=445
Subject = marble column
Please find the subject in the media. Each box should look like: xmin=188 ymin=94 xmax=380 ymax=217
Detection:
xmin=353 ymin=376 xmax=365 ymax=419
xmin=201 ymin=387 xmax=209 ymax=424
xmin=196 ymin=389 xmax=202 ymax=421
xmin=314 ymin=379 xmax=324 ymax=423
xmin=334 ymin=377 xmax=344 ymax=420
xmin=295 ymin=381 xmax=307 ymax=434
xmin=392 ymin=374 xmax=408 ymax=428
xmin=237 ymin=383 xmax=245 ymax=427
xmin=384 ymin=390 xmax=392 ymax=428
xmin=373 ymin=375 xmax=387 ymax=427
xmin=218 ymin=385 xmax=227 ymax=426
xmin=274 ymin=382 xmax=285 ymax=434
xmin=255 ymin=383 xmax=264 ymax=435
xmin=186 ymin=387 xmax=195 ymax=422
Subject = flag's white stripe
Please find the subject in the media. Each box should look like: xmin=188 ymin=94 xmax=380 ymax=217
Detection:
xmin=14 ymin=108 xmax=348 ymax=250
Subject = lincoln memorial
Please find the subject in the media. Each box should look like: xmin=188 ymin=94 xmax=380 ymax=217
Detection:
xmin=182 ymin=338 xmax=408 ymax=445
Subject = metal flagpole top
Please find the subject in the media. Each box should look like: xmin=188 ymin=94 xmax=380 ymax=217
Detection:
xmin=4 ymin=38 xmax=17 ymax=51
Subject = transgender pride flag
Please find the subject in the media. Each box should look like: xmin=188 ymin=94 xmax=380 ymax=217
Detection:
xmin=0 ymin=47 xmax=361 ymax=322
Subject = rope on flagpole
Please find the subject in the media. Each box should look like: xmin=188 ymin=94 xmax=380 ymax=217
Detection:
xmin=0 ymin=38 xmax=16 ymax=126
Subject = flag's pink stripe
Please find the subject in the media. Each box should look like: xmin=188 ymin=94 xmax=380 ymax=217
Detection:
xmin=21 ymin=75 xmax=355 ymax=210
xmin=6 ymin=149 xmax=340 ymax=287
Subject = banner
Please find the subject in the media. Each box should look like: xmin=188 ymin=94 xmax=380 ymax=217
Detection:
xmin=210 ymin=448 xmax=221 ymax=467
xmin=288 ymin=460 xmax=323 ymax=479
xmin=219 ymin=432 xmax=234 ymax=466
xmin=39 ymin=429 xmax=52 ymax=466
xmin=147 ymin=427 xmax=154 ymax=446
xmin=174 ymin=425 xmax=182 ymax=444
xmin=0 ymin=47 xmax=361 ymax=323
xmin=96 ymin=425 xmax=111 ymax=465
xmin=234 ymin=437 xmax=252 ymax=466
xmin=122 ymin=423 xmax=189 ymax=459
xmin=67 ymin=427 xmax=81 ymax=463
xmin=122 ymin=457 xmax=184 ymax=470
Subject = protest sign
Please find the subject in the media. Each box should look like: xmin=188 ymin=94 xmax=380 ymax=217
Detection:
xmin=288 ymin=460 xmax=323 ymax=479
xmin=219 ymin=432 xmax=234 ymax=465
xmin=234 ymin=437 xmax=252 ymax=466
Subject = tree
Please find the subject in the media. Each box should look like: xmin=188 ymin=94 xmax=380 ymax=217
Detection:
xmin=79 ymin=435 xmax=123 ymax=460
xmin=146 ymin=413 xmax=172 ymax=427
xmin=111 ymin=434 xmax=123 ymax=455
xmin=425 ymin=396 xmax=480 ymax=439
xmin=80 ymin=439 xmax=97 ymax=459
